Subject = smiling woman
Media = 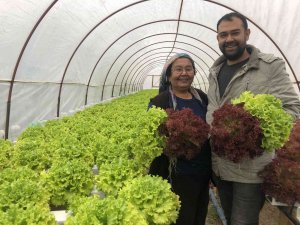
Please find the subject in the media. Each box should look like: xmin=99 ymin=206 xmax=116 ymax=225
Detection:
xmin=148 ymin=53 xmax=211 ymax=225
xmin=168 ymin=58 xmax=195 ymax=98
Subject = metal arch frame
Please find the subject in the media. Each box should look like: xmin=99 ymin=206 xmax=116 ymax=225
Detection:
xmin=205 ymin=0 xmax=300 ymax=92
xmin=134 ymin=63 xmax=165 ymax=92
xmin=135 ymin=58 xmax=208 ymax=92
xmin=120 ymin=49 xmax=207 ymax=95
xmin=135 ymin=62 xmax=205 ymax=93
xmin=112 ymin=60 xmax=165 ymax=95
xmin=128 ymin=0 xmax=185 ymax=91
xmin=125 ymin=43 xmax=211 ymax=83
xmin=57 ymin=0 xmax=151 ymax=117
xmin=126 ymin=58 xmax=202 ymax=93
xmin=117 ymin=46 xmax=209 ymax=95
xmin=86 ymin=19 xmax=217 ymax=103
xmin=107 ymin=39 xmax=215 ymax=97
xmin=127 ymin=47 xmax=208 ymax=94
xmin=121 ymin=54 xmax=171 ymax=94
xmin=108 ymin=33 xmax=219 ymax=98
xmin=4 ymin=0 xmax=58 ymax=139
xmin=134 ymin=60 xmax=204 ymax=92
xmin=87 ymin=20 xmax=174 ymax=101
xmin=121 ymin=52 xmax=205 ymax=94
xmin=125 ymin=47 xmax=208 ymax=93
xmin=127 ymin=61 xmax=166 ymax=92
xmin=4 ymin=0 xmax=151 ymax=139
xmin=107 ymin=41 xmax=173 ymax=96
xmin=127 ymin=56 xmax=203 ymax=92
xmin=109 ymin=39 xmax=216 ymax=97
xmin=137 ymin=61 xmax=166 ymax=82
xmin=165 ymin=0 xmax=184 ymax=60
xmin=118 ymin=43 xmax=211 ymax=95
xmin=107 ymin=33 xmax=216 ymax=94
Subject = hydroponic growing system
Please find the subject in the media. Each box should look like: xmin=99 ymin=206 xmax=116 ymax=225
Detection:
xmin=1 ymin=1 xmax=300 ymax=224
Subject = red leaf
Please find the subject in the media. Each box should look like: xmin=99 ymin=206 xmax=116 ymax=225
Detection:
xmin=211 ymin=103 xmax=263 ymax=162
xmin=159 ymin=108 xmax=210 ymax=160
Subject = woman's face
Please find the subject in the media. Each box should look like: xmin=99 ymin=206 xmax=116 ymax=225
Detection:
xmin=169 ymin=58 xmax=195 ymax=92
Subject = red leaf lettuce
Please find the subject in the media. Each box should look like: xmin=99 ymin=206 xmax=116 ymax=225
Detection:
xmin=211 ymin=103 xmax=263 ymax=162
xmin=159 ymin=108 xmax=209 ymax=160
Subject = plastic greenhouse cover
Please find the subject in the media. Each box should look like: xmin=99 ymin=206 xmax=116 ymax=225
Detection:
xmin=0 ymin=0 xmax=299 ymax=140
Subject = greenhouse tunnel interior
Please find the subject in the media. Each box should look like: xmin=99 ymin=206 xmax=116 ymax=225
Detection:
xmin=1 ymin=0 xmax=300 ymax=140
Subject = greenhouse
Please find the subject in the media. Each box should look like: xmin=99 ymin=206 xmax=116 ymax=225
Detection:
xmin=0 ymin=0 xmax=300 ymax=225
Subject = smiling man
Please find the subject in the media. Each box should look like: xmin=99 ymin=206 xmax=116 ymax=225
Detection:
xmin=217 ymin=15 xmax=250 ymax=64
xmin=207 ymin=12 xmax=300 ymax=225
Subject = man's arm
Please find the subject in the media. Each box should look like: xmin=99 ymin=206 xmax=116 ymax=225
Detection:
xmin=269 ymin=59 xmax=300 ymax=119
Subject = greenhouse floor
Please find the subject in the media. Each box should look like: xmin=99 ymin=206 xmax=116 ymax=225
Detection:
xmin=205 ymin=197 xmax=294 ymax=225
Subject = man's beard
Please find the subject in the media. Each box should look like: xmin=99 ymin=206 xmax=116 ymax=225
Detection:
xmin=220 ymin=41 xmax=246 ymax=61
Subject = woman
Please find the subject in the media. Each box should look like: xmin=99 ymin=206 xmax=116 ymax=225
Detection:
xmin=148 ymin=53 xmax=211 ymax=225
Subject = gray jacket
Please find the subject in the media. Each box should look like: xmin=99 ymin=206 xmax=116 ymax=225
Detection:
xmin=207 ymin=45 xmax=300 ymax=183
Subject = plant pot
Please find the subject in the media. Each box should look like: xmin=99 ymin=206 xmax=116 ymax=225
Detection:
xmin=51 ymin=210 xmax=68 ymax=225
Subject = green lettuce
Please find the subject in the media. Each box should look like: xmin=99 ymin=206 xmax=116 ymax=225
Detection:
xmin=118 ymin=175 xmax=180 ymax=225
xmin=232 ymin=91 xmax=293 ymax=151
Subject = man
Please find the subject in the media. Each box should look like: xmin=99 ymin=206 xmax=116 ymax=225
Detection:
xmin=207 ymin=12 xmax=300 ymax=225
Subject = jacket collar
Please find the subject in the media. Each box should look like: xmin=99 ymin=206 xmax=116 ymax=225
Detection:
xmin=210 ymin=45 xmax=261 ymax=75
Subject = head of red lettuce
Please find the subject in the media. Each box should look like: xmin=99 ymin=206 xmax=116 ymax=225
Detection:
xmin=158 ymin=108 xmax=210 ymax=160
xmin=210 ymin=103 xmax=263 ymax=163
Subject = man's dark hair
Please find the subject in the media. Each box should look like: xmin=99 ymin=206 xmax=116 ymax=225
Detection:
xmin=217 ymin=12 xmax=248 ymax=31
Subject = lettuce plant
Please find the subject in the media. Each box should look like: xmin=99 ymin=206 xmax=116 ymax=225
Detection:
xmin=0 ymin=139 xmax=14 ymax=171
xmin=211 ymin=103 xmax=263 ymax=162
xmin=65 ymin=196 xmax=106 ymax=225
xmin=118 ymin=175 xmax=180 ymax=225
xmin=16 ymin=125 xmax=46 ymax=141
xmin=13 ymin=124 xmax=51 ymax=172
xmin=13 ymin=136 xmax=54 ymax=172
xmin=212 ymin=91 xmax=293 ymax=162
xmin=0 ymin=167 xmax=49 ymax=211
xmin=95 ymin=159 xmax=144 ymax=197
xmin=276 ymin=119 xmax=300 ymax=161
xmin=65 ymin=196 xmax=148 ymax=225
xmin=159 ymin=108 xmax=209 ymax=160
xmin=95 ymin=135 xmax=130 ymax=166
xmin=128 ymin=106 xmax=167 ymax=168
xmin=259 ymin=119 xmax=300 ymax=205
xmin=42 ymin=159 xmax=94 ymax=207
xmin=104 ymin=197 xmax=148 ymax=225
xmin=232 ymin=91 xmax=293 ymax=151
xmin=259 ymin=157 xmax=300 ymax=205
xmin=94 ymin=106 xmax=167 ymax=171
xmin=0 ymin=204 xmax=57 ymax=225
xmin=51 ymin=134 xmax=95 ymax=167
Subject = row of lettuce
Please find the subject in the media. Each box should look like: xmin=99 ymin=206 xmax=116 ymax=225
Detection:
xmin=0 ymin=90 xmax=181 ymax=225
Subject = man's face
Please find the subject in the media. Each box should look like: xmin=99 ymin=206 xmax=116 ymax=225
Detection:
xmin=217 ymin=17 xmax=250 ymax=61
